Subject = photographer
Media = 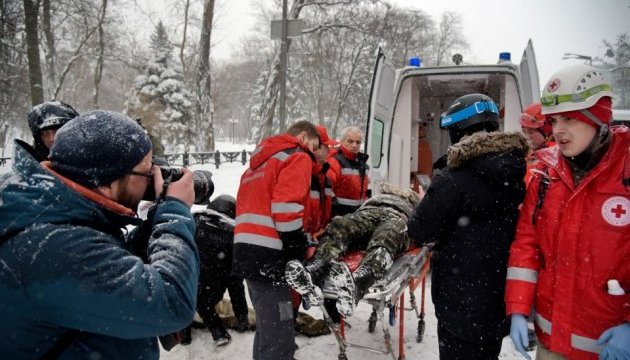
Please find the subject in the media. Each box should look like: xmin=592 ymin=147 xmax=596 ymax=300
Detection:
xmin=0 ymin=110 xmax=199 ymax=359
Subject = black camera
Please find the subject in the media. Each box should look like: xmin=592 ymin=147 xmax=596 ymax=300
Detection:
xmin=143 ymin=157 xmax=214 ymax=205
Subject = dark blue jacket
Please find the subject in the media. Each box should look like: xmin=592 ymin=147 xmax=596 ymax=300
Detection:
xmin=0 ymin=141 xmax=199 ymax=359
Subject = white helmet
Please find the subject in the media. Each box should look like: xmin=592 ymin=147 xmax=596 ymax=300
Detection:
xmin=540 ymin=64 xmax=613 ymax=116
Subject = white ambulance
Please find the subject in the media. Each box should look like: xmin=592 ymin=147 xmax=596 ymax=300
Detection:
xmin=365 ymin=40 xmax=540 ymax=190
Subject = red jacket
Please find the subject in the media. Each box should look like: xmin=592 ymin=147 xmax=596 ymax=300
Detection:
xmin=506 ymin=127 xmax=630 ymax=359
xmin=233 ymin=134 xmax=314 ymax=282
xmin=328 ymin=146 xmax=369 ymax=216
xmin=304 ymin=163 xmax=333 ymax=236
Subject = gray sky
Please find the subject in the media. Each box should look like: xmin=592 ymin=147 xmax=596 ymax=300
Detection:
xmin=210 ymin=0 xmax=630 ymax=87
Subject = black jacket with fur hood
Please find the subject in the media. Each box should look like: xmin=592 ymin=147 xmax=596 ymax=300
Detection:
xmin=407 ymin=131 xmax=529 ymax=344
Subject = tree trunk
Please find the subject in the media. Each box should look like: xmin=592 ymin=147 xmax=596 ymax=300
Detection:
xmin=23 ymin=0 xmax=43 ymax=105
xmin=92 ymin=0 xmax=108 ymax=108
xmin=41 ymin=0 xmax=56 ymax=98
xmin=180 ymin=0 xmax=190 ymax=79
xmin=195 ymin=0 xmax=215 ymax=151
xmin=257 ymin=0 xmax=306 ymax=142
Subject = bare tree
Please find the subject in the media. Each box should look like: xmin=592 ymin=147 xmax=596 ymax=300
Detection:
xmin=179 ymin=0 xmax=191 ymax=78
xmin=194 ymin=0 xmax=215 ymax=151
xmin=41 ymin=0 xmax=56 ymax=98
xmin=23 ymin=0 xmax=44 ymax=105
xmin=92 ymin=0 xmax=108 ymax=108
xmin=257 ymin=0 xmax=308 ymax=142
xmin=434 ymin=11 xmax=467 ymax=66
xmin=1 ymin=0 xmax=30 ymax=149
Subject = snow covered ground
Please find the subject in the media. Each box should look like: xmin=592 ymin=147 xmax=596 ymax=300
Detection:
xmin=162 ymin=142 xmax=534 ymax=360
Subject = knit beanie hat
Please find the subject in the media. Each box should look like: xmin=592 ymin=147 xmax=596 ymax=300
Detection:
xmin=552 ymin=97 xmax=612 ymax=129
xmin=50 ymin=110 xmax=153 ymax=188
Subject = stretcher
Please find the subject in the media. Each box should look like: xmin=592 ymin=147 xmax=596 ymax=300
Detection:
xmin=320 ymin=246 xmax=431 ymax=360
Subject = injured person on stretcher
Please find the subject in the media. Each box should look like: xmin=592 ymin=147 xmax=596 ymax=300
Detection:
xmin=286 ymin=182 xmax=422 ymax=319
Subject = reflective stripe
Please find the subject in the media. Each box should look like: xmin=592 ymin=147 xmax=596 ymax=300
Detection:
xmin=325 ymin=188 xmax=334 ymax=197
xmin=251 ymin=146 xmax=263 ymax=157
xmin=336 ymin=197 xmax=364 ymax=206
xmin=275 ymin=218 xmax=303 ymax=232
xmin=272 ymin=152 xmax=290 ymax=161
xmin=341 ymin=168 xmax=360 ymax=176
xmin=236 ymin=214 xmax=275 ymax=228
xmin=507 ymin=267 xmax=538 ymax=283
xmin=310 ymin=190 xmax=320 ymax=199
xmin=271 ymin=202 xmax=304 ymax=213
xmin=571 ymin=334 xmax=601 ymax=354
xmin=535 ymin=313 xmax=552 ymax=335
xmin=242 ymin=172 xmax=264 ymax=184
xmin=234 ymin=233 xmax=283 ymax=250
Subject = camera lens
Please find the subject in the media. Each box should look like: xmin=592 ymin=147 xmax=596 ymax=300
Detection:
xmin=142 ymin=158 xmax=214 ymax=204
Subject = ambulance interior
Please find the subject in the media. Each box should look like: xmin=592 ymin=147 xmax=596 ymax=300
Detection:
xmin=392 ymin=72 xmax=521 ymax=189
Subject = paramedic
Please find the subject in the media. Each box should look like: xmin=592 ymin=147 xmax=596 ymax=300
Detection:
xmin=232 ymin=120 xmax=319 ymax=360
xmin=328 ymin=126 xmax=369 ymax=216
xmin=506 ymin=64 xmax=630 ymax=360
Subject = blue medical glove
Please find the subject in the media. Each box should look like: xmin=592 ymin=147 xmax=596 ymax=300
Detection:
xmin=597 ymin=323 xmax=630 ymax=360
xmin=510 ymin=314 xmax=532 ymax=360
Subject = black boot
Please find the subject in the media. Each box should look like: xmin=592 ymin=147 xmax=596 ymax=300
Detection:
xmin=236 ymin=316 xmax=250 ymax=333
xmin=305 ymin=256 xmax=330 ymax=287
xmin=179 ymin=326 xmax=192 ymax=345
xmin=209 ymin=324 xmax=232 ymax=346
xmin=352 ymin=265 xmax=376 ymax=304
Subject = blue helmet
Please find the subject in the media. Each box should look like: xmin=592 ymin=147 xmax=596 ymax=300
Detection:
xmin=440 ymin=94 xmax=499 ymax=144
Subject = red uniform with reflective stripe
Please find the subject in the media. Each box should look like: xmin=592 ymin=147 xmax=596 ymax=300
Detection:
xmin=328 ymin=146 xmax=369 ymax=215
xmin=233 ymin=134 xmax=313 ymax=282
xmin=304 ymin=163 xmax=333 ymax=236
xmin=506 ymin=127 xmax=630 ymax=359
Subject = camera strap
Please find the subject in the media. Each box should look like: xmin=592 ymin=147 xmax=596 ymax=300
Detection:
xmin=156 ymin=177 xmax=173 ymax=203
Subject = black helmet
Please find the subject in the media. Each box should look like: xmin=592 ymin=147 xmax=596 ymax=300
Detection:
xmin=440 ymin=94 xmax=499 ymax=144
xmin=208 ymin=194 xmax=236 ymax=219
xmin=28 ymin=101 xmax=79 ymax=136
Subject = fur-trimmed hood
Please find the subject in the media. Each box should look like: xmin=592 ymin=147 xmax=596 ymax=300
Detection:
xmin=446 ymin=131 xmax=529 ymax=189
xmin=447 ymin=132 xmax=529 ymax=169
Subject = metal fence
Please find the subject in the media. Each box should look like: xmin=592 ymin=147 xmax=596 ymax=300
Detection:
xmin=0 ymin=150 xmax=251 ymax=170
xmin=163 ymin=149 xmax=251 ymax=168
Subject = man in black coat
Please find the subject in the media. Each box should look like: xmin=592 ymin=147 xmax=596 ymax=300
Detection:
xmin=407 ymin=94 xmax=529 ymax=360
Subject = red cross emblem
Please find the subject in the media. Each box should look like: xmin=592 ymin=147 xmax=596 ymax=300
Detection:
xmin=601 ymin=197 xmax=630 ymax=227
xmin=611 ymin=204 xmax=627 ymax=218
xmin=547 ymin=78 xmax=561 ymax=93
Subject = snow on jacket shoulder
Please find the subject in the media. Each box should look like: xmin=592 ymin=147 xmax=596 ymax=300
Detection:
xmin=233 ymin=134 xmax=314 ymax=283
xmin=506 ymin=127 xmax=630 ymax=360
xmin=0 ymin=140 xmax=199 ymax=360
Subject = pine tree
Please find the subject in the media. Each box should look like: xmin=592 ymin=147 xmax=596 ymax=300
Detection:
xmin=125 ymin=21 xmax=195 ymax=152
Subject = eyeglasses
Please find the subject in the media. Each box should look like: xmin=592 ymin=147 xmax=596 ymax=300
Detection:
xmin=128 ymin=170 xmax=153 ymax=179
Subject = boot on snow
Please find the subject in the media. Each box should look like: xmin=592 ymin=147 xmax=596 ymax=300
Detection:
xmin=236 ymin=316 xmax=251 ymax=333
xmin=285 ymin=260 xmax=324 ymax=307
xmin=352 ymin=265 xmax=376 ymax=304
xmin=329 ymin=261 xmax=355 ymax=318
xmin=179 ymin=326 xmax=192 ymax=345
xmin=210 ymin=324 xmax=232 ymax=346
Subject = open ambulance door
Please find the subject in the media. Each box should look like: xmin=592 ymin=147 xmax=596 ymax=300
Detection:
xmin=365 ymin=48 xmax=396 ymax=191
xmin=519 ymin=39 xmax=541 ymax=107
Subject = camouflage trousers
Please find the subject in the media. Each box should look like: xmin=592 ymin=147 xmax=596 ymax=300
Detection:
xmin=316 ymin=207 xmax=410 ymax=278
